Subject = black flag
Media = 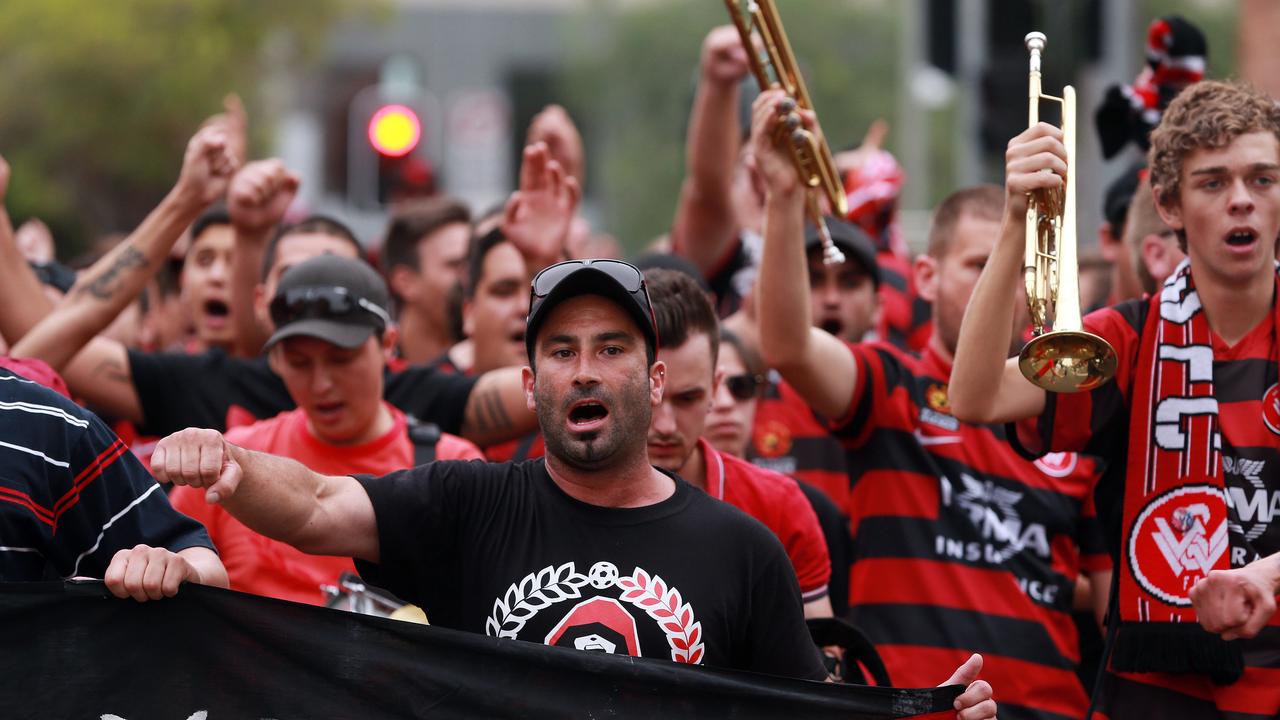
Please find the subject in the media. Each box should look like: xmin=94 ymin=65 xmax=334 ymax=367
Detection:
xmin=0 ymin=581 xmax=960 ymax=719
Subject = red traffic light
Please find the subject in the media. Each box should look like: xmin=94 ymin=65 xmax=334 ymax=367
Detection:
xmin=368 ymin=104 xmax=421 ymax=157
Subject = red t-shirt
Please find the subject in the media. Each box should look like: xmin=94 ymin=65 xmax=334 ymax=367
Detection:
xmin=170 ymin=404 xmax=483 ymax=606
xmin=698 ymin=438 xmax=831 ymax=602
xmin=834 ymin=341 xmax=1106 ymax=719
xmin=1019 ymin=299 xmax=1280 ymax=719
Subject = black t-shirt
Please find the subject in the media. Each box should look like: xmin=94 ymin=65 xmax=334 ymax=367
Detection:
xmin=354 ymin=459 xmax=826 ymax=680
xmin=127 ymin=348 xmax=476 ymax=437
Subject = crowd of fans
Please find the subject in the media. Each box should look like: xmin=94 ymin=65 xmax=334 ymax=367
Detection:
xmin=1 ymin=14 xmax=1277 ymax=720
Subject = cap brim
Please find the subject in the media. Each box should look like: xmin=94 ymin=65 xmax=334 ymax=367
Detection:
xmin=264 ymin=318 xmax=376 ymax=352
xmin=804 ymin=236 xmax=881 ymax=286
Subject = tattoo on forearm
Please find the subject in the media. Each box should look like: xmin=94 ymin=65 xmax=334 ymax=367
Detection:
xmin=471 ymin=387 xmax=514 ymax=435
xmin=75 ymin=245 xmax=148 ymax=300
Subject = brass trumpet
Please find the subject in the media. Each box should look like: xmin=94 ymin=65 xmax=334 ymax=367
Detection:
xmin=1017 ymin=32 xmax=1117 ymax=393
xmin=724 ymin=0 xmax=849 ymax=265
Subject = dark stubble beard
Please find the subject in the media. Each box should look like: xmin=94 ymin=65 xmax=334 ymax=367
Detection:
xmin=536 ymin=371 xmax=652 ymax=472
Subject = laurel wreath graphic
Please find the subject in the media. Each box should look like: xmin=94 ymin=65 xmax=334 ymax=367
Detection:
xmin=486 ymin=562 xmax=589 ymax=639
xmin=617 ymin=568 xmax=705 ymax=664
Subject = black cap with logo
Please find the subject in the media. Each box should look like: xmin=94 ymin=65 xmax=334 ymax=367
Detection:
xmin=265 ymin=254 xmax=391 ymax=351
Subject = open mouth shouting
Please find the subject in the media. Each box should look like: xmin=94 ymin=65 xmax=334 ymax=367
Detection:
xmin=1224 ymin=226 xmax=1259 ymax=253
xmin=567 ymin=398 xmax=610 ymax=434
xmin=202 ymin=298 xmax=231 ymax=329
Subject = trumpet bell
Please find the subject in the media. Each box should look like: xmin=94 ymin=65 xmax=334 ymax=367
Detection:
xmin=1018 ymin=330 xmax=1118 ymax=393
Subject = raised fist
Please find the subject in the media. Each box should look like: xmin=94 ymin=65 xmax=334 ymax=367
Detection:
xmin=175 ymin=125 xmax=239 ymax=207
xmin=151 ymin=427 xmax=242 ymax=505
xmin=227 ymin=159 xmax=301 ymax=235
xmin=701 ymin=25 xmax=751 ymax=86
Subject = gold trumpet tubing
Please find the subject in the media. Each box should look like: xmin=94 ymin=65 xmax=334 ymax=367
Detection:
xmin=725 ymin=0 xmax=849 ymax=219
xmin=1056 ymin=85 xmax=1082 ymax=330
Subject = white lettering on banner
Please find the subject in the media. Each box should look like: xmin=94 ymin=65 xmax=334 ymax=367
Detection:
xmin=1154 ymin=397 xmax=1219 ymax=450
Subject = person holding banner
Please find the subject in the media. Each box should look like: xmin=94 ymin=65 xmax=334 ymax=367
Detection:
xmin=949 ymin=79 xmax=1280 ymax=718
xmin=150 ymin=258 xmax=997 ymax=718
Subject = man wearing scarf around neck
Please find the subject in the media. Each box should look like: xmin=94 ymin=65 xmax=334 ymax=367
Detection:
xmin=950 ymin=79 xmax=1280 ymax=718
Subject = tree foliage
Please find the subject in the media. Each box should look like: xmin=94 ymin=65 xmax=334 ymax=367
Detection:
xmin=0 ymin=0 xmax=357 ymax=256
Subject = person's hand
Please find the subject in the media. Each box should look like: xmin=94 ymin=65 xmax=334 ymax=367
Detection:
xmin=941 ymin=654 xmax=997 ymax=720
xmin=152 ymin=427 xmax=242 ymax=504
xmin=103 ymin=544 xmax=199 ymax=601
xmin=202 ymin=94 xmax=249 ymax=176
xmin=173 ymin=124 xmax=239 ymax=208
xmin=749 ymin=88 xmax=810 ymax=198
xmin=834 ymin=119 xmax=889 ymax=176
xmin=1003 ymin=123 xmax=1066 ymax=219
xmin=701 ymin=25 xmax=751 ymax=86
xmin=503 ymin=141 xmax=579 ymax=269
xmin=227 ymin=158 xmax=300 ymax=236
xmin=526 ymin=104 xmax=585 ymax=186
xmin=1191 ymin=559 xmax=1280 ymax=641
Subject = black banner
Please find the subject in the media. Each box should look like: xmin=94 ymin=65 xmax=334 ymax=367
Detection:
xmin=0 ymin=582 xmax=960 ymax=719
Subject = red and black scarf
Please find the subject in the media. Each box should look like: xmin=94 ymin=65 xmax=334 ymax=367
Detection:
xmin=1113 ymin=260 xmax=1280 ymax=682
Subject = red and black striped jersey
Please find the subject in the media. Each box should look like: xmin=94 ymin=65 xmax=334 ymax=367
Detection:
xmin=835 ymin=340 xmax=1108 ymax=720
xmin=875 ymin=250 xmax=931 ymax=353
xmin=1015 ymin=300 xmax=1280 ymax=719
xmin=748 ymin=374 xmax=851 ymax=511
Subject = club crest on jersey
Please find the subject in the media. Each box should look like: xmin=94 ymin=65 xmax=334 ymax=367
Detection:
xmin=1033 ymin=452 xmax=1079 ymax=478
xmin=1128 ymin=485 xmax=1229 ymax=606
xmin=753 ymin=419 xmax=793 ymax=459
xmin=1262 ymin=383 xmax=1280 ymax=436
xmin=925 ymin=383 xmax=951 ymax=414
xmin=920 ymin=382 xmax=959 ymax=431
xmin=486 ymin=561 xmax=705 ymax=664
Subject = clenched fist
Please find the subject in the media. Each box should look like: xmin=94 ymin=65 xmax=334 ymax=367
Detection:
xmin=151 ymin=427 xmax=243 ymax=505
xmin=228 ymin=159 xmax=301 ymax=236
xmin=174 ymin=125 xmax=240 ymax=208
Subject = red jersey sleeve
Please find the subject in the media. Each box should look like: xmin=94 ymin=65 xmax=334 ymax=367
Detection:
xmin=828 ymin=341 xmax=914 ymax=451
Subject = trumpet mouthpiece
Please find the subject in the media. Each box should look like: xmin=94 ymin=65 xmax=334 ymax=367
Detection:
xmin=1025 ymin=32 xmax=1046 ymax=53
xmin=822 ymin=243 xmax=846 ymax=267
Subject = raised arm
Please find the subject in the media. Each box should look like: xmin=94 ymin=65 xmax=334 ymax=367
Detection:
xmin=0 ymin=154 xmax=58 ymax=346
xmin=226 ymin=158 xmax=299 ymax=358
xmin=14 ymin=125 xmax=236 ymax=371
xmin=670 ymin=25 xmax=752 ymax=274
xmin=151 ymin=427 xmax=381 ymax=562
xmin=949 ymin=124 xmax=1062 ymax=425
xmin=752 ymin=90 xmax=858 ymax=420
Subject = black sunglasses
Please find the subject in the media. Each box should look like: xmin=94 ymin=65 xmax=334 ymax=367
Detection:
xmin=531 ymin=259 xmax=645 ymax=298
xmin=269 ymin=286 xmax=390 ymax=329
xmin=724 ymin=373 xmax=767 ymax=401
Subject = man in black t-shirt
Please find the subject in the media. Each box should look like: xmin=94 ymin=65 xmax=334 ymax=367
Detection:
xmin=148 ymin=260 xmax=996 ymax=712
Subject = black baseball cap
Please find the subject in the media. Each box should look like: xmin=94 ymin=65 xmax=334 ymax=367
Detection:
xmin=804 ymin=216 xmax=881 ymax=287
xmin=525 ymin=259 xmax=659 ymax=363
xmin=265 ymin=254 xmax=391 ymax=351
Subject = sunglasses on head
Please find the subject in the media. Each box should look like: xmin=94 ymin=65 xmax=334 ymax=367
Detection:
xmin=531 ymin=259 xmax=645 ymax=297
xmin=269 ymin=286 xmax=390 ymax=329
xmin=724 ymin=373 xmax=767 ymax=401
